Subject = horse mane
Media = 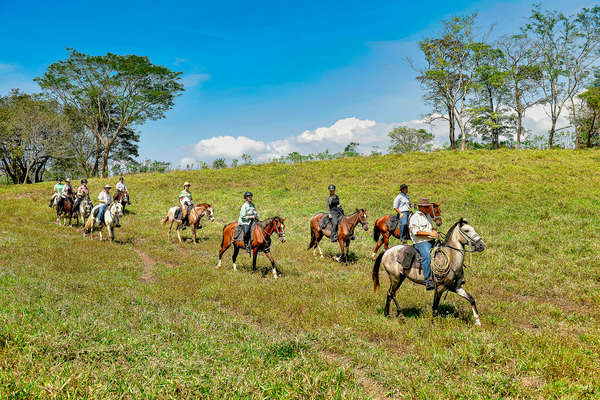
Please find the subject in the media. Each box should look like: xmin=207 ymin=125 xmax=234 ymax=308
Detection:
xmin=258 ymin=216 xmax=279 ymax=229
xmin=442 ymin=219 xmax=464 ymax=245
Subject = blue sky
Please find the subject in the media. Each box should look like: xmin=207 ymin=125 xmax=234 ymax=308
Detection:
xmin=0 ymin=0 xmax=595 ymax=164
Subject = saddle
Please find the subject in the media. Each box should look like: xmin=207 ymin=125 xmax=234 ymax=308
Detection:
xmin=396 ymin=245 xmax=451 ymax=280
xmin=319 ymin=214 xmax=332 ymax=230
xmin=233 ymin=223 xmax=256 ymax=243
xmin=386 ymin=214 xmax=401 ymax=231
xmin=397 ymin=245 xmax=421 ymax=271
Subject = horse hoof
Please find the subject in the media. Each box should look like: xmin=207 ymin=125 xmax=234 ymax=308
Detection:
xmin=371 ymin=252 xmax=377 ymax=259
xmin=320 ymin=254 xmax=324 ymax=259
xmin=474 ymin=319 xmax=481 ymax=327
xmin=232 ymin=264 xmax=237 ymax=271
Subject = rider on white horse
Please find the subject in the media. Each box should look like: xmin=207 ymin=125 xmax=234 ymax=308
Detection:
xmin=178 ymin=182 xmax=193 ymax=230
xmin=49 ymin=177 xmax=64 ymax=207
xmin=409 ymin=198 xmax=439 ymax=291
xmin=73 ymin=178 xmax=90 ymax=211
xmin=97 ymin=185 xmax=112 ymax=226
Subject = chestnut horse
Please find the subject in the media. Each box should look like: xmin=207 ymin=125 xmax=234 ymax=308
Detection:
xmin=308 ymin=209 xmax=369 ymax=263
xmin=372 ymin=203 xmax=442 ymax=257
xmin=217 ymin=217 xmax=286 ymax=278
xmin=161 ymin=203 xmax=215 ymax=244
xmin=56 ymin=196 xmax=74 ymax=226
xmin=114 ymin=190 xmax=129 ymax=212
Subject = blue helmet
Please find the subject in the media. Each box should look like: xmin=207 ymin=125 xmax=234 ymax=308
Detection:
xmin=328 ymin=184 xmax=336 ymax=191
xmin=244 ymin=191 xmax=253 ymax=199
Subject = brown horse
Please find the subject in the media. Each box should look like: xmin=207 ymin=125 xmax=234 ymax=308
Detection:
xmin=114 ymin=190 xmax=129 ymax=212
xmin=161 ymin=203 xmax=215 ymax=244
xmin=372 ymin=203 xmax=442 ymax=257
xmin=56 ymin=196 xmax=74 ymax=226
xmin=308 ymin=209 xmax=369 ymax=263
xmin=372 ymin=218 xmax=485 ymax=325
xmin=217 ymin=217 xmax=286 ymax=278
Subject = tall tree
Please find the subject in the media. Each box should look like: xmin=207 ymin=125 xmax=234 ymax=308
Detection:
xmin=0 ymin=90 xmax=71 ymax=184
xmin=416 ymin=14 xmax=480 ymax=150
xmin=35 ymin=49 xmax=184 ymax=177
xmin=497 ymin=34 xmax=544 ymax=149
xmin=524 ymin=5 xmax=600 ymax=147
xmin=388 ymin=126 xmax=434 ymax=153
xmin=469 ymin=43 xmax=513 ymax=148
xmin=576 ymin=80 xmax=600 ymax=147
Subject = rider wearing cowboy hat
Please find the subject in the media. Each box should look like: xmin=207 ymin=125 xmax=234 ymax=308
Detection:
xmin=239 ymin=191 xmax=258 ymax=253
xmin=97 ymin=184 xmax=112 ymax=225
xmin=409 ymin=198 xmax=439 ymax=291
xmin=393 ymin=183 xmax=411 ymax=243
xmin=178 ymin=182 xmax=193 ymax=230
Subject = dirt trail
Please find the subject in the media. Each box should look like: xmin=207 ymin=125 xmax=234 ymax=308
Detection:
xmin=134 ymin=248 xmax=156 ymax=282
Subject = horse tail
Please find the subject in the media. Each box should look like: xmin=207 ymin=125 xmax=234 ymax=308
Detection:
xmin=372 ymin=251 xmax=385 ymax=292
xmin=83 ymin=215 xmax=94 ymax=233
xmin=308 ymin=226 xmax=316 ymax=249
xmin=373 ymin=223 xmax=381 ymax=242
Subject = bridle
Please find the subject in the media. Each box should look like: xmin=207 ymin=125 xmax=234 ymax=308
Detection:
xmin=273 ymin=218 xmax=286 ymax=241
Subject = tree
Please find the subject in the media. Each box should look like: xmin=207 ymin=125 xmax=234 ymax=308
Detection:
xmin=388 ymin=126 xmax=434 ymax=153
xmin=524 ymin=5 xmax=600 ymax=147
xmin=231 ymin=159 xmax=239 ymax=167
xmin=497 ymin=34 xmax=544 ymax=149
xmin=0 ymin=90 xmax=71 ymax=184
xmin=241 ymin=153 xmax=253 ymax=165
xmin=35 ymin=49 xmax=184 ymax=177
xmin=212 ymin=158 xmax=226 ymax=169
xmin=416 ymin=14 xmax=480 ymax=150
xmin=469 ymin=43 xmax=513 ymax=148
xmin=577 ymin=81 xmax=600 ymax=147
xmin=342 ymin=141 xmax=360 ymax=157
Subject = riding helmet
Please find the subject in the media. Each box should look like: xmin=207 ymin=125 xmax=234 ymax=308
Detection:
xmin=119 ymin=177 xmax=124 ymax=181
xmin=81 ymin=178 xmax=88 ymax=184
xmin=399 ymin=184 xmax=408 ymax=191
xmin=328 ymin=184 xmax=336 ymax=191
xmin=244 ymin=191 xmax=253 ymax=199
xmin=183 ymin=181 xmax=191 ymax=187
xmin=65 ymin=178 xmax=71 ymax=182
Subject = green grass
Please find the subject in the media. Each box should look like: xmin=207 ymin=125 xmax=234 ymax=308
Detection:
xmin=1 ymin=149 xmax=599 ymax=399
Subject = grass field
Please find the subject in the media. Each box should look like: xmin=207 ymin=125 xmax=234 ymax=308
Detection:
xmin=1 ymin=149 xmax=599 ymax=399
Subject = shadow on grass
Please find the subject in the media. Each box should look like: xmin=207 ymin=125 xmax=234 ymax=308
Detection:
xmin=114 ymin=237 xmax=135 ymax=245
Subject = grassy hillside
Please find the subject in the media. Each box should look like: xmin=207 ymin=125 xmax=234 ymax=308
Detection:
xmin=1 ymin=149 xmax=599 ymax=399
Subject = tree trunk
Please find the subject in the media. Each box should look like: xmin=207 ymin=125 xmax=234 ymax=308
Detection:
xmin=548 ymin=118 xmax=557 ymax=148
xmin=455 ymin=113 xmax=467 ymax=151
xmin=22 ymin=162 xmax=33 ymax=184
xmin=447 ymin=105 xmax=456 ymax=149
xmin=587 ymin=112 xmax=596 ymax=148
xmin=102 ymin=147 xmax=110 ymax=178
xmin=516 ymin=111 xmax=523 ymax=150
xmin=93 ymin=136 xmax=101 ymax=177
xmin=571 ymin=97 xmax=579 ymax=149
xmin=1 ymin=158 xmax=18 ymax=184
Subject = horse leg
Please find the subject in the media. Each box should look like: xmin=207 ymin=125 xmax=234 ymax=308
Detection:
xmin=252 ymin=248 xmax=259 ymax=272
xmin=383 ymin=232 xmax=390 ymax=250
xmin=108 ymin=225 xmax=114 ymax=241
xmin=455 ymin=287 xmax=481 ymax=326
xmin=232 ymin=246 xmax=240 ymax=271
xmin=316 ymin=232 xmax=324 ymax=258
xmin=217 ymin=234 xmax=232 ymax=268
xmin=265 ymin=251 xmax=278 ymax=279
xmin=372 ymin=232 xmax=385 ymax=258
xmin=168 ymin=220 xmax=173 ymax=241
xmin=176 ymin=225 xmax=183 ymax=244
xmin=387 ymin=275 xmax=405 ymax=318
xmin=432 ymin=288 xmax=444 ymax=319
xmin=334 ymin=237 xmax=344 ymax=262
xmin=192 ymin=224 xmax=197 ymax=245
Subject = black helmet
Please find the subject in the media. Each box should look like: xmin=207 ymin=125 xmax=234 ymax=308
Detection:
xmin=244 ymin=191 xmax=253 ymax=199
xmin=328 ymin=184 xmax=336 ymax=191
xmin=81 ymin=178 xmax=88 ymax=184
xmin=119 ymin=176 xmax=124 ymax=181
xmin=58 ymin=177 xmax=63 ymax=181
xmin=399 ymin=184 xmax=408 ymax=191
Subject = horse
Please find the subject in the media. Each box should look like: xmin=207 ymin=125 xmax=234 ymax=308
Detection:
xmin=114 ymin=190 xmax=129 ymax=212
xmin=161 ymin=203 xmax=215 ymax=244
xmin=56 ymin=196 xmax=74 ymax=226
xmin=308 ymin=209 xmax=369 ymax=263
xmin=372 ymin=218 xmax=485 ymax=325
xmin=83 ymin=202 xmax=124 ymax=241
xmin=73 ymin=194 xmax=93 ymax=226
xmin=372 ymin=203 xmax=442 ymax=258
xmin=217 ymin=217 xmax=286 ymax=278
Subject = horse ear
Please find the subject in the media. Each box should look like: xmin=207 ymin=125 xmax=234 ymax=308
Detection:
xmin=459 ymin=217 xmax=468 ymax=225
xmin=281 ymin=217 xmax=286 ymax=221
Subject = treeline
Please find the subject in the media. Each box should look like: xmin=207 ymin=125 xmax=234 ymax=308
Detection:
xmin=0 ymin=49 xmax=183 ymax=184
xmin=414 ymin=5 xmax=600 ymax=150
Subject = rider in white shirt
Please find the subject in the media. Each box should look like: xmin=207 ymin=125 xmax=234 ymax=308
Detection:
xmin=409 ymin=198 xmax=439 ymax=291
xmin=393 ymin=183 xmax=411 ymax=242
xmin=97 ymin=185 xmax=112 ymax=224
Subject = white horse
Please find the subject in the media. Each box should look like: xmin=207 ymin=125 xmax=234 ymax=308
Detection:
xmin=73 ymin=194 xmax=93 ymax=226
xmin=83 ymin=202 xmax=124 ymax=241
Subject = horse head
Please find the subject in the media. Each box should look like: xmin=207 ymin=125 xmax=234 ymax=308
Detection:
xmin=456 ymin=218 xmax=485 ymax=252
xmin=112 ymin=202 xmax=124 ymax=218
xmin=272 ymin=216 xmax=286 ymax=243
xmin=424 ymin=203 xmax=442 ymax=226
xmin=203 ymin=204 xmax=215 ymax=222
xmin=356 ymin=209 xmax=369 ymax=231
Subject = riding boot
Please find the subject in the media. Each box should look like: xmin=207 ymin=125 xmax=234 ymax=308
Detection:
xmin=116 ymin=216 xmax=121 ymax=227
xmin=181 ymin=209 xmax=187 ymax=230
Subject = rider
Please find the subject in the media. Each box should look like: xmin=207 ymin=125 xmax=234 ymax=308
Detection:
xmin=97 ymin=184 xmax=112 ymax=225
xmin=393 ymin=183 xmax=411 ymax=243
xmin=239 ymin=191 xmax=258 ymax=253
xmin=178 ymin=182 xmax=193 ymax=230
xmin=326 ymin=184 xmax=344 ymax=242
xmin=73 ymin=178 xmax=90 ymax=211
xmin=49 ymin=177 xmax=65 ymax=207
xmin=57 ymin=178 xmax=73 ymax=210
xmin=115 ymin=177 xmax=129 ymax=204
xmin=409 ymin=198 xmax=439 ymax=291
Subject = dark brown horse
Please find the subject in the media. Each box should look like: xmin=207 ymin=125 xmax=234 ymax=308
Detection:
xmin=217 ymin=217 xmax=286 ymax=278
xmin=56 ymin=196 xmax=74 ymax=226
xmin=308 ymin=209 xmax=369 ymax=263
xmin=372 ymin=203 xmax=442 ymax=257
xmin=114 ymin=190 xmax=129 ymax=212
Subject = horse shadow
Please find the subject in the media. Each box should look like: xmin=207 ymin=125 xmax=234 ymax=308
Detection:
xmin=113 ymin=237 xmax=135 ymax=245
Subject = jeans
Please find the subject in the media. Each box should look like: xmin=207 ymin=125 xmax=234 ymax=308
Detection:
xmin=98 ymin=205 xmax=106 ymax=223
xmin=399 ymin=212 xmax=409 ymax=240
xmin=414 ymin=240 xmax=433 ymax=284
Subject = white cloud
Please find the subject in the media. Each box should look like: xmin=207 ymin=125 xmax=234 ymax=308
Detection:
xmin=181 ymin=73 xmax=210 ymax=88
xmin=297 ymin=117 xmax=376 ymax=143
xmin=192 ymin=135 xmax=268 ymax=159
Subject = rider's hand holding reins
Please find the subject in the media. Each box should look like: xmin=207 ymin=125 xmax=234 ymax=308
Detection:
xmin=417 ymin=230 xmax=438 ymax=239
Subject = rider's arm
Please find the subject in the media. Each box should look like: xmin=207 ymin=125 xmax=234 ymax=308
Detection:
xmin=416 ymin=230 xmax=439 ymax=239
xmin=394 ymin=208 xmax=403 ymax=216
